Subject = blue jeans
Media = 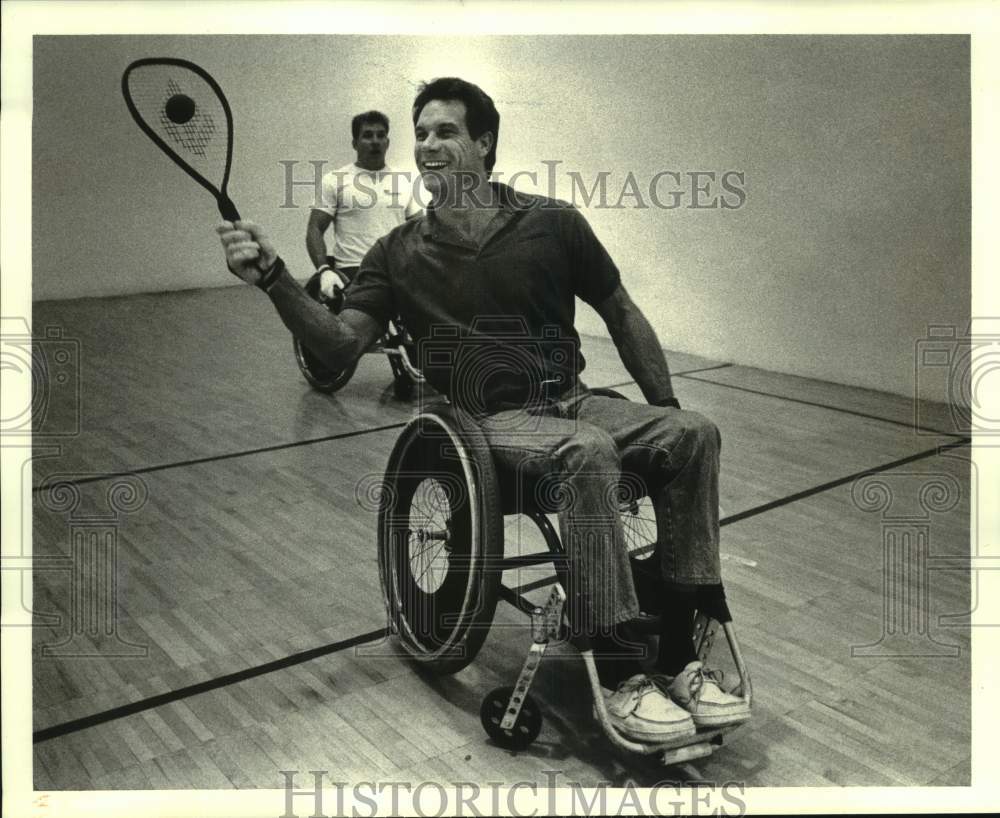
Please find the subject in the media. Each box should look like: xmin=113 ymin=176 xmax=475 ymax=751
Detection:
xmin=475 ymin=388 xmax=722 ymax=633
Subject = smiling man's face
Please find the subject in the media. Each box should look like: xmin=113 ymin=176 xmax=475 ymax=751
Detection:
xmin=413 ymin=98 xmax=491 ymax=200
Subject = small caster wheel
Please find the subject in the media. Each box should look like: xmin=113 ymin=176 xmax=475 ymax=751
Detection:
xmin=480 ymin=686 xmax=542 ymax=751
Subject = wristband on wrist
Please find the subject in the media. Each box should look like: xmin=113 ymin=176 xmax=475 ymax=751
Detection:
xmin=652 ymin=396 xmax=681 ymax=409
xmin=257 ymin=256 xmax=284 ymax=292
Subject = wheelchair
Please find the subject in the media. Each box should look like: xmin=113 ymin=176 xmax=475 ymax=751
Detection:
xmin=376 ymin=388 xmax=752 ymax=767
xmin=293 ymin=270 xmax=424 ymax=400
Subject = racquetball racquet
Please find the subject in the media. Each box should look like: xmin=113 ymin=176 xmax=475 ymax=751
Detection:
xmin=121 ymin=58 xmax=241 ymax=221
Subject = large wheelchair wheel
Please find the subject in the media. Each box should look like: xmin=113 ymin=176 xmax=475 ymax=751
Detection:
xmin=293 ymin=273 xmax=358 ymax=393
xmin=377 ymin=404 xmax=504 ymax=674
xmin=619 ymin=480 xmax=662 ymax=616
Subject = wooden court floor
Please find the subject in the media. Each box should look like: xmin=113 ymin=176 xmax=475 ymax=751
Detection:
xmin=29 ymin=284 xmax=972 ymax=789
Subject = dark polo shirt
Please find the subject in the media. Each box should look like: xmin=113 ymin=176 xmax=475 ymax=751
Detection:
xmin=344 ymin=182 xmax=621 ymax=412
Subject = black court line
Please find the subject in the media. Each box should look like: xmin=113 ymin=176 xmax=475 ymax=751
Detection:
xmin=32 ymin=627 xmax=388 ymax=744
xmin=719 ymin=436 xmax=970 ymax=525
xmin=33 ymin=441 xmax=971 ymax=743
xmin=29 ymin=367 xmax=731 ymax=494
xmin=31 ymin=368 xmax=964 ymax=742
xmin=677 ymin=371 xmax=966 ymax=439
xmin=30 ymin=423 xmax=407 ymax=494
xmin=506 ymin=437 xmax=970 ymax=595
xmin=600 ymin=362 xmax=734 ymax=393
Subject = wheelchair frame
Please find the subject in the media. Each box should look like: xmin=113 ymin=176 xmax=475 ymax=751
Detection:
xmin=293 ymin=271 xmax=425 ymax=399
xmin=376 ymin=390 xmax=752 ymax=767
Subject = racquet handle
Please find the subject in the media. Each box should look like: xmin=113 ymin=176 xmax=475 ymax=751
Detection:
xmin=218 ymin=195 xmax=241 ymax=222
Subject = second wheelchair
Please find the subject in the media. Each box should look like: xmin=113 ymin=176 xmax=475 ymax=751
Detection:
xmin=293 ymin=268 xmax=424 ymax=400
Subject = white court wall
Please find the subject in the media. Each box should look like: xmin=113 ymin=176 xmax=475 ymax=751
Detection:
xmin=31 ymin=35 xmax=970 ymax=398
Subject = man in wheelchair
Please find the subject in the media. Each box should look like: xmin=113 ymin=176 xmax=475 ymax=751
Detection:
xmin=218 ymin=77 xmax=749 ymax=747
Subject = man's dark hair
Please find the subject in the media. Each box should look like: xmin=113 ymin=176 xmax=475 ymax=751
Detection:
xmin=352 ymin=110 xmax=389 ymax=141
xmin=412 ymin=78 xmax=500 ymax=172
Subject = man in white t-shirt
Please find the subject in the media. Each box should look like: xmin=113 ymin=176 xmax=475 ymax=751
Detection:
xmin=306 ymin=110 xmax=421 ymax=299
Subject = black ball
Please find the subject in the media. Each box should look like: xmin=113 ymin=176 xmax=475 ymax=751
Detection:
xmin=164 ymin=93 xmax=196 ymax=124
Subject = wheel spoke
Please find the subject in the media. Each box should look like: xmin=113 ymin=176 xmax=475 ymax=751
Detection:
xmin=406 ymin=477 xmax=455 ymax=593
xmin=409 ymin=536 xmax=449 ymax=587
xmin=621 ymin=495 xmax=657 ymax=558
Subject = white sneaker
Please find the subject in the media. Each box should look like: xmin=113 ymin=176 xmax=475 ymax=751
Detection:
xmin=663 ymin=661 xmax=751 ymax=728
xmin=600 ymin=674 xmax=696 ymax=743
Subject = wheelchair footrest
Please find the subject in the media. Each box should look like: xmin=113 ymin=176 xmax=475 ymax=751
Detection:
xmin=657 ymin=722 xmax=746 ymax=766
xmin=651 ymin=723 xmax=732 ymax=752
xmin=580 ymin=617 xmax=753 ymax=765
xmin=660 ymin=741 xmax=715 ymax=766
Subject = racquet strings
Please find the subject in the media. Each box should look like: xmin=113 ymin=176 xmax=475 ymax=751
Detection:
xmin=123 ymin=61 xmax=232 ymax=199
